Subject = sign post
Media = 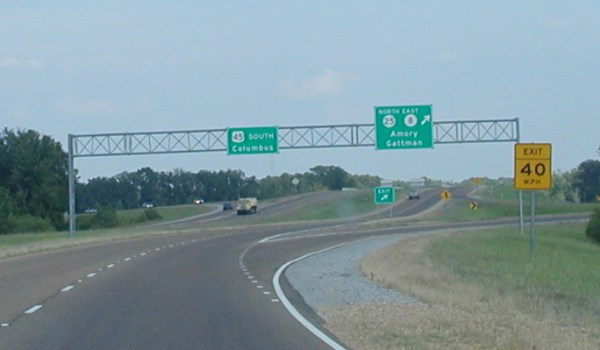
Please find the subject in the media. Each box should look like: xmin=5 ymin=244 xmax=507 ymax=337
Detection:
xmin=514 ymin=143 xmax=552 ymax=258
xmin=227 ymin=126 xmax=279 ymax=155
xmin=375 ymin=105 xmax=433 ymax=150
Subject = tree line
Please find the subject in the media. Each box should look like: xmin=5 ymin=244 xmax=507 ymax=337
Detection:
xmin=0 ymin=128 xmax=380 ymax=234
xmin=75 ymin=164 xmax=380 ymax=213
xmin=1 ymin=128 xmax=599 ymax=234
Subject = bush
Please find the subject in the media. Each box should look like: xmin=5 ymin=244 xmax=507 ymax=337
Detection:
xmin=139 ymin=208 xmax=162 ymax=222
xmin=12 ymin=214 xmax=55 ymax=233
xmin=0 ymin=214 xmax=16 ymax=234
xmin=76 ymin=214 xmax=96 ymax=230
xmin=77 ymin=207 xmax=120 ymax=230
xmin=94 ymin=207 xmax=120 ymax=228
xmin=586 ymin=207 xmax=600 ymax=243
xmin=77 ymin=208 xmax=119 ymax=230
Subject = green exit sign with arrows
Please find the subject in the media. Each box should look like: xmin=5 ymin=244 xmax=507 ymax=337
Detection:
xmin=374 ymin=186 xmax=395 ymax=204
xmin=375 ymin=105 xmax=433 ymax=150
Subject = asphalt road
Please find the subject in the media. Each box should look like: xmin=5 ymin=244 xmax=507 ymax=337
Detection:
xmin=0 ymin=223 xmax=348 ymax=349
xmin=0 ymin=189 xmax=590 ymax=349
xmin=0 ymin=191 xmax=365 ymax=350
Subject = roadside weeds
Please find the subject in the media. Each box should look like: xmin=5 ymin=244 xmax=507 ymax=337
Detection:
xmin=318 ymin=232 xmax=600 ymax=350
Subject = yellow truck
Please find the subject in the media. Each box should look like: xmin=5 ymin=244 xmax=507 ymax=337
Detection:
xmin=236 ymin=197 xmax=258 ymax=215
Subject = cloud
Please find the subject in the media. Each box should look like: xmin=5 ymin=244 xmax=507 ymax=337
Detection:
xmin=280 ymin=69 xmax=347 ymax=98
xmin=0 ymin=57 xmax=43 ymax=70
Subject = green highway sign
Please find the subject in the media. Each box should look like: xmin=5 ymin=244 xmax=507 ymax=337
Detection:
xmin=374 ymin=186 xmax=395 ymax=204
xmin=375 ymin=105 xmax=433 ymax=150
xmin=227 ymin=126 xmax=279 ymax=155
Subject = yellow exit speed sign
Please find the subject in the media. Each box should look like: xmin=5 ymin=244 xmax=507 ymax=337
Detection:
xmin=514 ymin=143 xmax=552 ymax=190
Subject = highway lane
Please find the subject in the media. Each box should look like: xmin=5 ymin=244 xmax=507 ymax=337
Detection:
xmin=0 ymin=224 xmax=345 ymax=349
xmin=0 ymin=189 xmax=590 ymax=349
xmin=159 ymin=191 xmax=352 ymax=228
xmin=0 ymin=192 xmax=382 ymax=348
xmin=156 ymin=188 xmax=451 ymax=229
xmin=0 ymin=191 xmax=352 ymax=334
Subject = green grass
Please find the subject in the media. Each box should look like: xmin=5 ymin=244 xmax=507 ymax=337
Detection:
xmin=0 ymin=231 xmax=69 ymax=248
xmin=0 ymin=205 xmax=214 ymax=257
xmin=474 ymin=183 xmax=596 ymax=213
xmin=357 ymin=220 xmax=600 ymax=348
xmin=425 ymin=223 xmax=600 ymax=320
xmin=274 ymin=190 xmax=377 ymax=222
xmin=116 ymin=204 xmax=213 ymax=225
xmin=0 ymin=188 xmax=595 ymax=260
xmin=431 ymin=195 xmax=596 ymax=222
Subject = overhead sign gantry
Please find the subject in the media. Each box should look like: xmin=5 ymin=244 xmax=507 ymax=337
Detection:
xmin=67 ymin=113 xmax=520 ymax=237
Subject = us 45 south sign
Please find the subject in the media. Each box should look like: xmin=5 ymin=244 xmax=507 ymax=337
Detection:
xmin=227 ymin=126 xmax=278 ymax=155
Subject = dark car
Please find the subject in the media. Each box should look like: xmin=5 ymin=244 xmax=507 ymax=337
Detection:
xmin=408 ymin=190 xmax=420 ymax=200
xmin=222 ymin=202 xmax=234 ymax=211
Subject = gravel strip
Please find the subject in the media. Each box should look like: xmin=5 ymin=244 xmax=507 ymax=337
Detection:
xmin=285 ymin=234 xmax=419 ymax=308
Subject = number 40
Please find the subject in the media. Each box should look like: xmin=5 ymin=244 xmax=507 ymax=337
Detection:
xmin=520 ymin=162 xmax=546 ymax=176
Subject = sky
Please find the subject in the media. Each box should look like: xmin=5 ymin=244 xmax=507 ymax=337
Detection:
xmin=2 ymin=1 xmax=599 ymax=183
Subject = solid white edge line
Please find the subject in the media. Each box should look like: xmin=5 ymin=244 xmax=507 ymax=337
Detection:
xmin=272 ymin=243 xmax=348 ymax=350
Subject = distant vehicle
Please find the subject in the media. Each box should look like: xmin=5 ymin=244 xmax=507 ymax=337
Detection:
xmin=83 ymin=208 xmax=97 ymax=214
xmin=142 ymin=202 xmax=154 ymax=208
xmin=193 ymin=198 xmax=205 ymax=204
xmin=408 ymin=189 xmax=420 ymax=200
xmin=236 ymin=197 xmax=258 ymax=215
xmin=222 ymin=202 xmax=234 ymax=211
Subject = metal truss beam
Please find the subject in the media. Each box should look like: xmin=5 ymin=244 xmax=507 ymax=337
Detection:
xmin=70 ymin=118 xmax=519 ymax=158
xmin=68 ymin=118 xmax=519 ymax=238
xmin=434 ymin=119 xmax=520 ymax=144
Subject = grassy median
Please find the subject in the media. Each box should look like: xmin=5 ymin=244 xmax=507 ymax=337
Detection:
xmin=0 ymin=204 xmax=214 ymax=258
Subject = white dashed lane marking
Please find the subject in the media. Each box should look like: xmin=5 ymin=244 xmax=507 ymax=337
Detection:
xmin=24 ymin=305 xmax=43 ymax=314
xmin=61 ymin=285 xmax=74 ymax=292
xmin=6 ymin=236 xmax=215 ymax=328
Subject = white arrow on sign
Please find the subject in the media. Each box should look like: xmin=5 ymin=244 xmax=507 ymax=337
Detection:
xmin=421 ymin=115 xmax=431 ymax=125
